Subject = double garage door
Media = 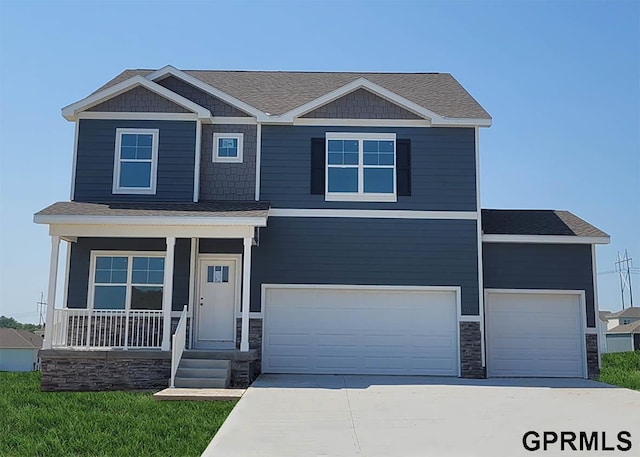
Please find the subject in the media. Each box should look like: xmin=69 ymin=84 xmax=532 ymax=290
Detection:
xmin=262 ymin=286 xmax=459 ymax=376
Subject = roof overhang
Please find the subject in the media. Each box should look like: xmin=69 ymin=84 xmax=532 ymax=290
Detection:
xmin=61 ymin=75 xmax=212 ymax=122
xmin=482 ymin=234 xmax=611 ymax=245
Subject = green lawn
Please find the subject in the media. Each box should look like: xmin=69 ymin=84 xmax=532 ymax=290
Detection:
xmin=0 ymin=371 xmax=237 ymax=457
xmin=599 ymin=351 xmax=640 ymax=391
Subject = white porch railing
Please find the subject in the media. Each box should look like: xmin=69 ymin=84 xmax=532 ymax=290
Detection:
xmin=170 ymin=305 xmax=188 ymax=388
xmin=50 ymin=309 xmax=164 ymax=349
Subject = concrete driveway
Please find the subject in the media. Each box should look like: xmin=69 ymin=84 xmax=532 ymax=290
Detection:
xmin=203 ymin=374 xmax=640 ymax=457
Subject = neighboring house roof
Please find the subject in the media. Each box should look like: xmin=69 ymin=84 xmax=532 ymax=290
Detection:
xmin=0 ymin=328 xmax=43 ymax=349
xmin=607 ymin=307 xmax=640 ymax=319
xmin=94 ymin=69 xmax=492 ymax=120
xmin=607 ymin=320 xmax=640 ymax=335
xmin=481 ymin=209 xmax=609 ymax=238
xmin=599 ymin=310 xmax=612 ymax=322
xmin=34 ymin=201 xmax=270 ymax=225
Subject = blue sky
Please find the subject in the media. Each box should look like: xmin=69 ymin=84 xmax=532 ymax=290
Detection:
xmin=0 ymin=0 xmax=638 ymax=323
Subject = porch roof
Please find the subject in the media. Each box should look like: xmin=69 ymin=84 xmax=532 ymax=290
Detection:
xmin=34 ymin=201 xmax=270 ymax=226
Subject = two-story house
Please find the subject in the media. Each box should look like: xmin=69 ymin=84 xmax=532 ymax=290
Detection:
xmin=34 ymin=66 xmax=609 ymax=390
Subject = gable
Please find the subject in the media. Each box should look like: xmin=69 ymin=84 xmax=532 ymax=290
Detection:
xmin=300 ymin=88 xmax=422 ymax=120
xmin=156 ymin=76 xmax=251 ymax=117
xmin=87 ymin=86 xmax=190 ymax=113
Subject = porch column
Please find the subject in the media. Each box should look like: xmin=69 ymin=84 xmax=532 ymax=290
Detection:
xmin=43 ymin=236 xmax=61 ymax=350
xmin=240 ymin=237 xmax=253 ymax=352
xmin=161 ymin=236 xmax=176 ymax=351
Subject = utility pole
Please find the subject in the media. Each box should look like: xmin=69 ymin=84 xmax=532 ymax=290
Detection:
xmin=614 ymin=250 xmax=634 ymax=308
xmin=37 ymin=292 xmax=47 ymax=327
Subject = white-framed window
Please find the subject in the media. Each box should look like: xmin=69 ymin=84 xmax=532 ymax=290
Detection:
xmin=325 ymin=132 xmax=396 ymax=202
xmin=89 ymin=252 xmax=165 ymax=311
xmin=213 ymin=132 xmax=243 ymax=163
xmin=112 ymin=128 xmax=159 ymax=194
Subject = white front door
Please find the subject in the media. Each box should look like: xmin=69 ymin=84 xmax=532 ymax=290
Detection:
xmin=195 ymin=257 xmax=238 ymax=349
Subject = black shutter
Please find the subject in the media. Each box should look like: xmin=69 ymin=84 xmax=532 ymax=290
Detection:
xmin=310 ymin=138 xmax=325 ymax=194
xmin=396 ymin=139 xmax=411 ymax=196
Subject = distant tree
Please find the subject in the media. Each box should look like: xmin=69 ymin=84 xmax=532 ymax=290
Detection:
xmin=0 ymin=316 xmax=43 ymax=331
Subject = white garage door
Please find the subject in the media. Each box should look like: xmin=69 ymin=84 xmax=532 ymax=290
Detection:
xmin=486 ymin=291 xmax=585 ymax=378
xmin=263 ymin=286 xmax=459 ymax=376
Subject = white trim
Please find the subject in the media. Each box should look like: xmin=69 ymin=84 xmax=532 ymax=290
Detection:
xmin=211 ymin=116 xmax=257 ymax=125
xmin=213 ymin=132 xmax=244 ymax=163
xmin=62 ymin=240 xmax=72 ymax=310
xmin=62 ymin=75 xmax=211 ymax=121
xmin=69 ymin=121 xmax=79 ymax=200
xmin=482 ymin=234 xmax=611 ymax=245
xmin=591 ymin=244 xmax=602 ymax=368
xmin=35 ymin=214 xmax=267 ymax=227
xmin=187 ymin=238 xmax=197 ymax=345
xmin=195 ymin=254 xmax=242 ymax=347
xmin=240 ymin=238 xmax=253 ymax=351
xmin=475 ymin=126 xmax=486 ymax=367
xmin=261 ymin=284 xmax=463 ymax=377
xmin=484 ymin=288 xmax=588 ymax=379
xmin=459 ymin=315 xmax=481 ymax=322
xmin=43 ymin=236 xmax=60 ymax=350
xmin=146 ymin=66 xmax=263 ymax=119
xmin=112 ymin=128 xmax=159 ymax=195
xmin=255 ymin=123 xmax=262 ymax=201
xmin=77 ymin=112 xmax=199 ymax=121
xmin=87 ymin=250 xmax=166 ymax=311
xmin=294 ymin=118 xmax=431 ymax=127
xmin=194 ymin=120 xmax=202 ymax=202
xmin=325 ymin=132 xmax=397 ymax=202
xmin=585 ymin=328 xmax=598 ymax=335
xmin=268 ymin=208 xmax=478 ymax=220
xmin=162 ymin=238 xmax=176 ymax=350
xmin=47 ymin=224 xmax=257 ymax=239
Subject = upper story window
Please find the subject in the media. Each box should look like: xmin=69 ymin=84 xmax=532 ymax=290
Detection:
xmin=112 ymin=128 xmax=159 ymax=194
xmin=325 ymin=132 xmax=396 ymax=202
xmin=213 ymin=133 xmax=243 ymax=163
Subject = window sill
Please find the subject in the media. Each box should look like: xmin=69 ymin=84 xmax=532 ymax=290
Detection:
xmin=325 ymin=193 xmax=397 ymax=203
xmin=112 ymin=188 xmax=157 ymax=195
xmin=212 ymin=157 xmax=243 ymax=164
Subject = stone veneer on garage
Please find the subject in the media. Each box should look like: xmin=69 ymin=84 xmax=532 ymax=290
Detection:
xmin=586 ymin=334 xmax=600 ymax=380
xmin=460 ymin=321 xmax=485 ymax=378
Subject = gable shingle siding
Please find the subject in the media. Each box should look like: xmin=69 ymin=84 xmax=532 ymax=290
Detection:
xmin=87 ymin=86 xmax=190 ymax=113
xmin=156 ymin=76 xmax=250 ymax=117
xmin=301 ymin=89 xmax=422 ymax=119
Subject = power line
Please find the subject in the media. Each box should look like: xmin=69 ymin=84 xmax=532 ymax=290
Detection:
xmin=615 ymin=249 xmax=634 ymax=308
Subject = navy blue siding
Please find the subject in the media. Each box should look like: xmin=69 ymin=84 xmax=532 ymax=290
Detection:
xmin=251 ymin=217 xmax=479 ymax=314
xmin=73 ymin=119 xmax=196 ymax=202
xmin=482 ymin=243 xmax=596 ymax=327
xmin=67 ymin=238 xmax=191 ymax=312
xmin=199 ymin=239 xmax=243 ymax=254
xmin=260 ymin=126 xmax=476 ymax=211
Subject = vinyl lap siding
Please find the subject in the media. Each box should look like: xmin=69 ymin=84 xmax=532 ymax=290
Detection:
xmin=482 ymin=243 xmax=596 ymax=327
xmin=66 ymin=238 xmax=191 ymax=312
xmin=73 ymin=119 xmax=196 ymax=202
xmin=251 ymin=217 xmax=479 ymax=314
xmin=260 ymin=125 xmax=476 ymax=211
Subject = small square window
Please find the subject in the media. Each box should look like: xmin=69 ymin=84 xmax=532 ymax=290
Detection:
xmin=213 ymin=133 xmax=243 ymax=163
xmin=207 ymin=265 xmax=229 ymax=283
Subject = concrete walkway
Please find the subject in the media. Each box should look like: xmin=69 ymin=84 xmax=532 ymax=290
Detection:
xmin=203 ymin=374 xmax=640 ymax=457
xmin=153 ymin=387 xmax=244 ymax=401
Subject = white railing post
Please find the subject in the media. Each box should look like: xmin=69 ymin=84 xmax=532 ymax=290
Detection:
xmin=162 ymin=237 xmax=176 ymax=351
xmin=43 ymin=236 xmax=60 ymax=350
xmin=240 ymin=237 xmax=253 ymax=352
xmin=170 ymin=305 xmax=188 ymax=388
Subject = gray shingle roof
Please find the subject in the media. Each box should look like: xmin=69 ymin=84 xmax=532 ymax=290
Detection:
xmin=95 ymin=69 xmax=491 ymax=119
xmin=607 ymin=320 xmax=640 ymax=334
xmin=481 ymin=209 xmax=609 ymax=238
xmin=35 ymin=201 xmax=270 ymax=219
xmin=608 ymin=307 xmax=640 ymax=319
xmin=0 ymin=328 xmax=43 ymax=349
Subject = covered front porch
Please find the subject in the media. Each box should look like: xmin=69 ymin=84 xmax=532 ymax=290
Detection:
xmin=34 ymin=201 xmax=269 ymax=390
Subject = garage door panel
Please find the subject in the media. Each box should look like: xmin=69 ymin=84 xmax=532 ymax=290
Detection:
xmin=264 ymin=287 xmax=459 ymax=376
xmin=486 ymin=292 xmax=584 ymax=378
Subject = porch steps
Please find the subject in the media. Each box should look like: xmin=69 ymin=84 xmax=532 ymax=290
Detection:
xmin=174 ymin=355 xmax=230 ymax=389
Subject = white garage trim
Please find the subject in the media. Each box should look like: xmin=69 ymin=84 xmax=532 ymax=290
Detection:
xmin=484 ymin=289 xmax=587 ymax=378
xmin=262 ymin=284 xmax=462 ymax=376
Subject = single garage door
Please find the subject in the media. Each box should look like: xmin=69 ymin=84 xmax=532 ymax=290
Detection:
xmin=263 ymin=286 xmax=459 ymax=376
xmin=486 ymin=291 xmax=585 ymax=378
